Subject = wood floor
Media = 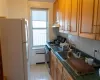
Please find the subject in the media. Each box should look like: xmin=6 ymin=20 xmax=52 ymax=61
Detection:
xmin=30 ymin=64 xmax=52 ymax=80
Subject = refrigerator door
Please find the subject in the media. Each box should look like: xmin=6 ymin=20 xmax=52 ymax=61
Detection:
xmin=23 ymin=43 xmax=30 ymax=80
xmin=21 ymin=19 xmax=29 ymax=43
xmin=0 ymin=19 xmax=25 ymax=80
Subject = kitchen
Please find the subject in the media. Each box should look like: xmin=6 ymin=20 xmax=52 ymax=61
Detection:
xmin=0 ymin=0 xmax=100 ymax=80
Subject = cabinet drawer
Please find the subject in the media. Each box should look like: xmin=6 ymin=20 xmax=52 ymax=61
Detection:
xmin=63 ymin=68 xmax=73 ymax=80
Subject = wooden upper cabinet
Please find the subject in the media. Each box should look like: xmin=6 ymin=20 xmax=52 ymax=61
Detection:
xmin=95 ymin=0 xmax=100 ymax=40
xmin=64 ymin=0 xmax=72 ymax=33
xmin=53 ymin=0 xmax=59 ymax=23
xmin=79 ymin=0 xmax=97 ymax=39
xmin=58 ymin=0 xmax=65 ymax=32
xmin=53 ymin=0 xmax=100 ymax=40
xmin=70 ymin=0 xmax=79 ymax=35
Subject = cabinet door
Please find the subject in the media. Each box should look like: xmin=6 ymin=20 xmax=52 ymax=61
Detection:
xmin=95 ymin=0 xmax=100 ymax=40
xmin=63 ymin=68 xmax=73 ymax=80
xmin=56 ymin=60 xmax=63 ymax=80
xmin=56 ymin=68 xmax=62 ymax=80
xmin=79 ymin=0 xmax=96 ymax=39
xmin=64 ymin=0 xmax=71 ymax=33
xmin=50 ymin=56 xmax=54 ymax=79
xmin=58 ymin=0 xmax=65 ymax=32
xmin=62 ymin=75 xmax=68 ymax=80
xmin=53 ymin=0 xmax=59 ymax=23
xmin=70 ymin=0 xmax=79 ymax=35
xmin=50 ymin=52 xmax=57 ymax=80
xmin=53 ymin=59 xmax=57 ymax=80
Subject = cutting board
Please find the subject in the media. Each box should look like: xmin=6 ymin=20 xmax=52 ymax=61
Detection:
xmin=67 ymin=58 xmax=95 ymax=75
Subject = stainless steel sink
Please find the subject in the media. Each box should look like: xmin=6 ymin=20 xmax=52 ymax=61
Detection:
xmin=56 ymin=50 xmax=86 ymax=61
xmin=56 ymin=51 xmax=68 ymax=61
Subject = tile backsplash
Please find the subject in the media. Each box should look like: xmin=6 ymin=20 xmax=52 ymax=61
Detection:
xmin=60 ymin=33 xmax=100 ymax=60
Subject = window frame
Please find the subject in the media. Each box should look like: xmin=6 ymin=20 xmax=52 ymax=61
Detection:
xmin=31 ymin=9 xmax=48 ymax=47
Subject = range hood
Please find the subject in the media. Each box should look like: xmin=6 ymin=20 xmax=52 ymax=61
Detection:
xmin=52 ymin=22 xmax=60 ymax=27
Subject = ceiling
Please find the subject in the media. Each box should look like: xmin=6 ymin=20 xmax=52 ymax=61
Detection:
xmin=29 ymin=0 xmax=55 ymax=2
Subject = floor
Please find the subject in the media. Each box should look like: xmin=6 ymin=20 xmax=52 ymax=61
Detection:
xmin=30 ymin=64 xmax=52 ymax=80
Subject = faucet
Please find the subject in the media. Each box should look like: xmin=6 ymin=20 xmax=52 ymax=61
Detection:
xmin=69 ymin=43 xmax=76 ymax=53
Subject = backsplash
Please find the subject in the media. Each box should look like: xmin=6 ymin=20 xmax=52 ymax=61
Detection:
xmin=60 ymin=33 xmax=100 ymax=60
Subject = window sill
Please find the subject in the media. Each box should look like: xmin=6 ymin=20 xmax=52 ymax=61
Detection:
xmin=32 ymin=46 xmax=45 ymax=50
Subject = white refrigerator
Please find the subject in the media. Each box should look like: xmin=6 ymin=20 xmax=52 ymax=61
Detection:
xmin=0 ymin=18 xmax=30 ymax=80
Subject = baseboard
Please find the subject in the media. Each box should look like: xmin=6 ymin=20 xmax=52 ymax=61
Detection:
xmin=36 ymin=62 xmax=45 ymax=64
xmin=36 ymin=53 xmax=45 ymax=54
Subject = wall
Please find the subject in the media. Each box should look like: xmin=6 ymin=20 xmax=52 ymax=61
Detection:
xmin=0 ymin=0 xmax=8 ymax=37
xmin=7 ymin=0 xmax=28 ymax=19
xmin=60 ymin=33 xmax=100 ymax=60
xmin=0 ymin=0 xmax=8 ymax=17
xmin=28 ymin=1 xmax=55 ymax=65
xmin=29 ymin=0 xmax=55 ymax=2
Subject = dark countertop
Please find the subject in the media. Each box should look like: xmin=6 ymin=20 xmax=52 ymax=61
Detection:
xmin=47 ymin=43 xmax=100 ymax=80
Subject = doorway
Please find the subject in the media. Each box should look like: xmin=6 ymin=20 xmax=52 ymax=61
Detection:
xmin=29 ymin=8 xmax=51 ymax=80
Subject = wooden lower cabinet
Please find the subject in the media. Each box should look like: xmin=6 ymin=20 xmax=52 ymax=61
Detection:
xmin=62 ymin=68 xmax=73 ymax=80
xmin=56 ymin=60 xmax=63 ymax=80
xmin=50 ymin=51 xmax=73 ymax=80
xmin=50 ymin=51 xmax=57 ymax=80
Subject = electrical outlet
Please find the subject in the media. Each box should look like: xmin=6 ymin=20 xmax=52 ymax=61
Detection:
xmin=93 ymin=48 xmax=98 ymax=53
xmin=93 ymin=48 xmax=99 ymax=59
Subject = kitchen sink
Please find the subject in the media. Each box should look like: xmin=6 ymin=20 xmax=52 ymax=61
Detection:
xmin=56 ymin=51 xmax=96 ymax=75
xmin=56 ymin=51 xmax=68 ymax=61
xmin=56 ymin=50 xmax=84 ymax=61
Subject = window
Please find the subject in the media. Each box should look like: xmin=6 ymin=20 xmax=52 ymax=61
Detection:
xmin=31 ymin=9 xmax=48 ymax=47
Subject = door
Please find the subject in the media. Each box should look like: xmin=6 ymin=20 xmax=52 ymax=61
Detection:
xmin=70 ymin=0 xmax=79 ymax=35
xmin=79 ymin=0 xmax=96 ymax=39
xmin=64 ymin=0 xmax=71 ymax=33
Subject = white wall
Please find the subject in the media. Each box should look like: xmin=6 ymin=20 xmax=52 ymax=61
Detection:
xmin=0 ymin=0 xmax=8 ymax=17
xmin=60 ymin=33 xmax=100 ymax=60
xmin=7 ymin=0 xmax=28 ymax=19
xmin=29 ymin=0 xmax=55 ymax=2
xmin=0 ymin=0 xmax=8 ymax=41
xmin=28 ymin=1 xmax=55 ymax=65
